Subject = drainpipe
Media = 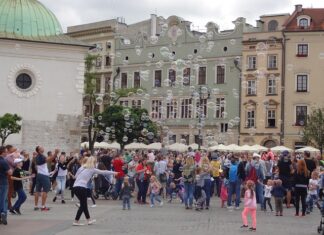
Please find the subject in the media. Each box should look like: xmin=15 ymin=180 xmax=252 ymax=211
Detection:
xmin=234 ymin=57 xmax=241 ymax=145
xmin=280 ymin=33 xmax=286 ymax=145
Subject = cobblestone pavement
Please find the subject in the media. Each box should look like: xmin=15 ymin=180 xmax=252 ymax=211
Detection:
xmin=0 ymin=192 xmax=321 ymax=235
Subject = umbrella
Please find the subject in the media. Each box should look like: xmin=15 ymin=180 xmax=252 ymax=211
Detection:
xmin=252 ymin=145 xmax=268 ymax=152
xmin=211 ymin=144 xmax=227 ymax=151
xmin=80 ymin=142 xmax=89 ymax=148
xmin=237 ymin=145 xmax=255 ymax=152
xmin=106 ymin=142 xmax=121 ymax=150
xmin=95 ymin=142 xmax=109 ymax=149
xmin=189 ymin=143 xmax=206 ymax=150
xmin=295 ymin=146 xmax=320 ymax=153
xmin=225 ymin=144 xmax=240 ymax=152
xmin=166 ymin=143 xmax=189 ymax=152
xmin=124 ymin=142 xmax=148 ymax=150
xmin=146 ymin=142 xmax=162 ymax=150
xmin=271 ymin=146 xmax=292 ymax=152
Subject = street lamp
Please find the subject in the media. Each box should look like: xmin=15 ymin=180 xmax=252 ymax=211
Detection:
xmin=191 ymin=86 xmax=211 ymax=150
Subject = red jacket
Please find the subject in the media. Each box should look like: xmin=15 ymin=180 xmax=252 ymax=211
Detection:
xmin=113 ymin=158 xmax=125 ymax=179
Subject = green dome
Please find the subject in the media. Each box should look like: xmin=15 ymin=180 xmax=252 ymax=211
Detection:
xmin=0 ymin=0 xmax=62 ymax=38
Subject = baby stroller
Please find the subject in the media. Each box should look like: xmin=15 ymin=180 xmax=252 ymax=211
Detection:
xmin=94 ymin=174 xmax=115 ymax=200
xmin=316 ymin=189 xmax=324 ymax=234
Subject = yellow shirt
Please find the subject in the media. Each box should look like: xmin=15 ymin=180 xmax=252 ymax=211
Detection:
xmin=210 ymin=160 xmax=221 ymax=177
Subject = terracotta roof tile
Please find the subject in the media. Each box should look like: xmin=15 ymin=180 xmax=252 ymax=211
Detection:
xmin=284 ymin=8 xmax=324 ymax=31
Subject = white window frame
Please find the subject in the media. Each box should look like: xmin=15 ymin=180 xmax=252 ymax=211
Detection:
xmin=247 ymin=56 xmax=257 ymax=70
xmin=151 ymin=100 xmax=163 ymax=119
xmin=267 ymin=55 xmax=277 ymax=69
xmin=267 ymin=77 xmax=277 ymax=95
xmin=180 ymin=98 xmax=193 ymax=119
xmin=247 ymin=80 xmax=257 ymax=95
xmin=196 ymin=98 xmax=207 ymax=118
xmin=215 ymin=64 xmax=226 ymax=84
xmin=132 ymin=100 xmax=142 ymax=109
xmin=267 ymin=109 xmax=276 ymax=128
xmin=246 ymin=110 xmax=256 ymax=128
xmin=220 ymin=123 xmax=228 ymax=133
xmin=295 ymin=74 xmax=309 ymax=92
xmin=297 ymin=15 xmax=311 ymax=27
xmin=166 ymin=99 xmax=178 ymax=119
xmin=215 ymin=97 xmax=225 ymax=119
xmin=296 ymin=43 xmax=309 ymax=56
xmin=183 ymin=68 xmax=191 ymax=86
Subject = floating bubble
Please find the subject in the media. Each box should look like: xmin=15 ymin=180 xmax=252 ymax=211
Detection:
xmin=211 ymin=88 xmax=220 ymax=95
xmin=141 ymin=128 xmax=148 ymax=136
xmin=199 ymin=35 xmax=207 ymax=44
xmin=150 ymin=36 xmax=159 ymax=44
xmin=147 ymin=132 xmax=154 ymax=139
xmin=110 ymin=92 xmax=117 ymax=98
xmin=230 ymin=39 xmax=236 ymax=45
xmin=122 ymin=109 xmax=131 ymax=116
xmin=206 ymin=31 xmax=213 ymax=40
xmin=95 ymin=96 xmax=103 ymax=105
xmin=148 ymin=52 xmax=154 ymax=59
xmin=156 ymin=60 xmax=164 ymax=69
xmin=122 ymin=136 xmax=128 ymax=142
xmin=97 ymin=115 xmax=102 ymax=121
xmin=136 ymin=89 xmax=144 ymax=96
xmin=160 ymin=47 xmax=170 ymax=57
xmin=135 ymin=45 xmax=142 ymax=56
xmin=145 ymin=61 xmax=151 ymax=67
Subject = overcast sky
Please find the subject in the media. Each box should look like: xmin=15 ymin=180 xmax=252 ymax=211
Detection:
xmin=41 ymin=0 xmax=324 ymax=32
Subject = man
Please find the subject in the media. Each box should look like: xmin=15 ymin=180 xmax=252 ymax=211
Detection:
xmin=4 ymin=145 xmax=18 ymax=212
xmin=128 ymin=154 xmax=139 ymax=192
xmin=246 ymin=153 xmax=265 ymax=210
xmin=0 ymin=146 xmax=12 ymax=225
xmin=154 ymin=155 xmax=167 ymax=198
xmin=34 ymin=146 xmax=55 ymax=211
xmin=210 ymin=154 xmax=221 ymax=197
xmin=112 ymin=154 xmax=125 ymax=199
xmin=227 ymin=155 xmax=241 ymax=210
xmin=304 ymin=151 xmax=316 ymax=174
xmin=277 ymin=150 xmax=293 ymax=208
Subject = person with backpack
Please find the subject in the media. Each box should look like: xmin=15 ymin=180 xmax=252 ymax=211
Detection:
xmin=182 ymin=156 xmax=195 ymax=209
xmin=227 ymin=155 xmax=241 ymax=210
xmin=245 ymin=153 xmax=265 ymax=210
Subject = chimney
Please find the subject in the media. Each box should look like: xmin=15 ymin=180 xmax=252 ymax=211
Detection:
xmin=150 ymin=14 xmax=157 ymax=37
xmin=295 ymin=4 xmax=303 ymax=12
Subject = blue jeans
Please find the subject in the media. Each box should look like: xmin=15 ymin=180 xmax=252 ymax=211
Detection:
xmin=0 ymin=184 xmax=8 ymax=215
xmin=203 ymin=179 xmax=211 ymax=207
xmin=13 ymin=188 xmax=27 ymax=210
xmin=115 ymin=177 xmax=124 ymax=197
xmin=56 ymin=176 xmax=66 ymax=199
xmin=307 ymin=194 xmax=318 ymax=212
xmin=211 ymin=177 xmax=221 ymax=197
xmin=256 ymin=182 xmax=264 ymax=210
xmin=227 ymin=179 xmax=241 ymax=207
xmin=184 ymin=182 xmax=194 ymax=207
xmin=123 ymin=197 xmax=130 ymax=209
xmin=150 ymin=193 xmax=161 ymax=205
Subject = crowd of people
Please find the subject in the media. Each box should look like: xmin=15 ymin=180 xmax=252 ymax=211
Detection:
xmin=0 ymin=144 xmax=323 ymax=230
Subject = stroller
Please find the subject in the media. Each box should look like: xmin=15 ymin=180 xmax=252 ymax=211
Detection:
xmin=94 ymin=174 xmax=115 ymax=200
xmin=317 ymin=188 xmax=324 ymax=234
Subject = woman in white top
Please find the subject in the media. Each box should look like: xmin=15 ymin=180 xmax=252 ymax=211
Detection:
xmin=53 ymin=154 xmax=69 ymax=204
xmin=73 ymin=156 xmax=117 ymax=226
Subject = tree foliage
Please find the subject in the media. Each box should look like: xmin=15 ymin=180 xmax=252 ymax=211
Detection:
xmin=98 ymin=105 xmax=158 ymax=148
xmin=0 ymin=113 xmax=22 ymax=146
xmin=303 ymin=108 xmax=324 ymax=154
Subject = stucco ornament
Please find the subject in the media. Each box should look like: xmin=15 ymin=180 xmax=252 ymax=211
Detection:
xmin=7 ymin=64 xmax=42 ymax=98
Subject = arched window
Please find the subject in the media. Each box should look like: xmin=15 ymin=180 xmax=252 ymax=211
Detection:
xmin=299 ymin=18 xmax=309 ymax=27
xmin=268 ymin=20 xmax=278 ymax=32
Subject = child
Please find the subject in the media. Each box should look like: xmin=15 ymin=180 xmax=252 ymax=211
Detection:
xmin=148 ymin=176 xmax=163 ymax=208
xmin=10 ymin=158 xmax=34 ymax=215
xmin=194 ymin=167 xmax=207 ymax=211
xmin=120 ymin=177 xmax=131 ymax=210
xmin=241 ymin=180 xmax=257 ymax=232
xmin=263 ymin=180 xmax=273 ymax=212
xmin=220 ymin=179 xmax=228 ymax=208
xmin=306 ymin=171 xmax=319 ymax=214
xmin=271 ymin=179 xmax=286 ymax=216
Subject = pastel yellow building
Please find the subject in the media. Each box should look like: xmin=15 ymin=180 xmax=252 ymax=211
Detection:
xmin=283 ymin=5 xmax=324 ymax=149
xmin=240 ymin=14 xmax=290 ymax=147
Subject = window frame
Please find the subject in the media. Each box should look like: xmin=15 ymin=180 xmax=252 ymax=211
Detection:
xmin=247 ymin=56 xmax=257 ymax=70
xmin=267 ymin=77 xmax=277 ymax=95
xmin=267 ymin=109 xmax=276 ymax=128
xmin=246 ymin=110 xmax=256 ymax=128
xmin=267 ymin=55 xmax=277 ymax=69
xmin=168 ymin=69 xmax=176 ymax=87
xmin=295 ymin=105 xmax=308 ymax=126
xmin=154 ymin=70 xmax=162 ymax=88
xmin=121 ymin=72 xmax=128 ymax=89
xmin=296 ymin=74 xmax=308 ymax=92
xmin=215 ymin=97 xmax=225 ymax=119
xmin=297 ymin=43 xmax=308 ymax=57
xmin=183 ymin=68 xmax=191 ymax=86
xmin=247 ymin=80 xmax=257 ymax=96
xmin=166 ymin=99 xmax=178 ymax=119
xmin=198 ymin=66 xmax=207 ymax=85
xmin=180 ymin=98 xmax=193 ymax=119
xmin=215 ymin=64 xmax=226 ymax=84
xmin=133 ymin=71 xmax=141 ymax=88
xmin=151 ymin=100 xmax=163 ymax=119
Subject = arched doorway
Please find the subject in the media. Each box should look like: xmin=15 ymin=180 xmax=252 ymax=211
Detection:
xmin=263 ymin=140 xmax=277 ymax=148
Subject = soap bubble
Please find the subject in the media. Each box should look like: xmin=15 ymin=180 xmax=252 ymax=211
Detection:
xmin=95 ymin=96 xmax=103 ymax=105
xmin=122 ymin=136 xmax=128 ymax=142
xmin=150 ymin=35 xmax=159 ymax=44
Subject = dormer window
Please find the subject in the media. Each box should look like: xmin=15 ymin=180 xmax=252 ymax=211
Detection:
xmin=297 ymin=15 xmax=311 ymax=28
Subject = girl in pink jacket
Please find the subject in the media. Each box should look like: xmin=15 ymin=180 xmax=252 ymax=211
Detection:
xmin=241 ymin=180 xmax=257 ymax=232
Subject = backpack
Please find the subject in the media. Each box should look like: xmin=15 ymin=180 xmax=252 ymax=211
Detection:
xmin=229 ymin=164 xmax=238 ymax=182
xmin=246 ymin=165 xmax=258 ymax=183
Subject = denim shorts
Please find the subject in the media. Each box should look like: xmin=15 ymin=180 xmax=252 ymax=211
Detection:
xmin=36 ymin=174 xmax=51 ymax=193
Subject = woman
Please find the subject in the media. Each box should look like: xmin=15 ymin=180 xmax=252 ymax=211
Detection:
xmin=53 ymin=154 xmax=70 ymax=204
xmin=201 ymin=156 xmax=212 ymax=209
xmin=67 ymin=155 xmax=81 ymax=201
xmin=73 ymin=156 xmax=117 ymax=226
xmin=182 ymin=156 xmax=195 ymax=209
xmin=136 ymin=158 xmax=152 ymax=204
xmin=293 ymin=159 xmax=310 ymax=216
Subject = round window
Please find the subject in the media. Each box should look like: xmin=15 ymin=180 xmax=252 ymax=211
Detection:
xmin=16 ymin=73 xmax=32 ymax=90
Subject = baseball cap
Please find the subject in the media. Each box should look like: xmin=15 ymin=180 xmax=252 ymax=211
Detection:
xmin=14 ymin=158 xmax=23 ymax=164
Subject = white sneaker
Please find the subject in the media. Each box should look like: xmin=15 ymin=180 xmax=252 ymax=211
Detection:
xmin=73 ymin=222 xmax=84 ymax=226
xmin=71 ymin=198 xmax=74 ymax=202
xmin=91 ymin=204 xmax=97 ymax=208
xmin=227 ymin=206 xmax=234 ymax=210
xmin=88 ymin=219 xmax=96 ymax=225
xmin=75 ymin=203 xmax=80 ymax=208
xmin=150 ymin=204 xmax=154 ymax=208
xmin=159 ymin=201 xmax=163 ymax=207
xmin=235 ymin=207 xmax=240 ymax=210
